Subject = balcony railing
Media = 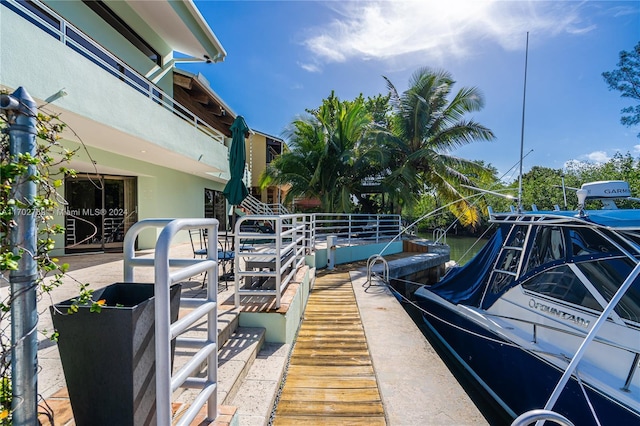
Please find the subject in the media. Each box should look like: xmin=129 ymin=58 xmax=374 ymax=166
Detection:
xmin=2 ymin=0 xmax=225 ymax=144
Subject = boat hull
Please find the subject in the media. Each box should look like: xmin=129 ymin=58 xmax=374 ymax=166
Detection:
xmin=416 ymin=295 xmax=640 ymax=426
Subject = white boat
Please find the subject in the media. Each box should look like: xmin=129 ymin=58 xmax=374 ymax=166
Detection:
xmin=414 ymin=180 xmax=640 ymax=425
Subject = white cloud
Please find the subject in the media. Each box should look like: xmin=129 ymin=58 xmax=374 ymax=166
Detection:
xmin=563 ymin=150 xmax=613 ymax=169
xmin=299 ymin=62 xmax=321 ymax=73
xmin=634 ymin=144 xmax=640 ymax=154
xmin=584 ymin=151 xmax=611 ymax=163
xmin=301 ymin=0 xmax=594 ymax=70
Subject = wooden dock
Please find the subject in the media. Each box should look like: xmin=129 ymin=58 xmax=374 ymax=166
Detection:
xmin=272 ymin=272 xmax=386 ymax=425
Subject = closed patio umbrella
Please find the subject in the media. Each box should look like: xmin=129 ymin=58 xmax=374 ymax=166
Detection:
xmin=223 ymin=115 xmax=250 ymax=229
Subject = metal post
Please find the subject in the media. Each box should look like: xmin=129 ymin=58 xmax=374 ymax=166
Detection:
xmin=3 ymin=87 xmax=39 ymax=425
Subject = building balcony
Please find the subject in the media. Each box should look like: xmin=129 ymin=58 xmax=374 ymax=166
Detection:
xmin=0 ymin=0 xmax=229 ymax=176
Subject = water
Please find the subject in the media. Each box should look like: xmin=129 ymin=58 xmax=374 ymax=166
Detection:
xmin=419 ymin=234 xmax=487 ymax=266
xmin=407 ymin=233 xmax=510 ymax=424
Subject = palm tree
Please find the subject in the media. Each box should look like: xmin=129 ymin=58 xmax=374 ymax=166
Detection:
xmin=382 ymin=67 xmax=496 ymax=226
xmin=260 ymin=92 xmax=373 ymax=212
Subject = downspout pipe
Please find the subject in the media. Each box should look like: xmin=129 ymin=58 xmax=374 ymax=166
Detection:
xmin=3 ymin=87 xmax=39 ymax=426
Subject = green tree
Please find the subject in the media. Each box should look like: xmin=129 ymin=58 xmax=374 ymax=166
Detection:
xmin=602 ymin=42 xmax=640 ymax=137
xmin=382 ymin=67 xmax=496 ymax=226
xmin=260 ymin=92 xmax=374 ymax=212
xmin=514 ymin=166 xmax=581 ymax=211
xmin=565 ymin=152 xmax=640 ymax=208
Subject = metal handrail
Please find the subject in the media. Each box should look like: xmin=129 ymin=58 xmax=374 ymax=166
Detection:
xmin=433 ymin=227 xmax=447 ymax=244
xmin=233 ymin=214 xmax=307 ymax=308
xmin=123 ymin=218 xmax=220 ymax=425
xmin=366 ymin=254 xmax=389 ymax=286
xmin=312 ymin=213 xmax=402 ymax=245
xmin=4 ymin=0 xmax=225 ymax=144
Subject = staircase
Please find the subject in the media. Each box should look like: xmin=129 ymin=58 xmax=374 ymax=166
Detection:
xmin=171 ymin=285 xmax=290 ymax=425
xmin=240 ymin=194 xmax=290 ymax=215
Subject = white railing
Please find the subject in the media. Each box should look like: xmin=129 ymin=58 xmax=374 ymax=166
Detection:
xmin=233 ymin=214 xmax=307 ymax=308
xmin=240 ymin=194 xmax=274 ymax=215
xmin=266 ymin=203 xmax=290 ymax=215
xmin=123 ymin=218 xmax=220 ymax=425
xmin=4 ymin=0 xmax=225 ymax=144
xmin=239 ymin=195 xmax=291 ymax=216
xmin=312 ymin=213 xmax=402 ymax=245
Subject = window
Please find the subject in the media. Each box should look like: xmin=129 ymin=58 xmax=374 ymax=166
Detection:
xmin=205 ymin=189 xmax=227 ymax=230
xmin=569 ymin=227 xmax=622 ymax=258
xmin=266 ymin=139 xmax=282 ymax=163
xmin=524 ymin=226 xmax=565 ymax=273
xmin=523 ymin=265 xmax=601 ymax=311
xmin=577 ymin=258 xmax=640 ymax=323
xmin=82 ymin=0 xmax=161 ymax=65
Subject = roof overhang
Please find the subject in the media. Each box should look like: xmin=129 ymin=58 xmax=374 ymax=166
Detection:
xmin=174 ymin=68 xmax=237 ymax=118
xmin=124 ymin=0 xmax=226 ymax=62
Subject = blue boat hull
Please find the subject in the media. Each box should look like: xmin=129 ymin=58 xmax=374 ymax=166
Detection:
xmin=416 ymin=296 xmax=640 ymax=426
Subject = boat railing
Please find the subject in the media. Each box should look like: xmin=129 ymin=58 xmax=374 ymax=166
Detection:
xmin=511 ymin=409 xmax=575 ymax=426
xmin=433 ymin=227 xmax=447 ymax=244
xmin=4 ymin=0 xmax=226 ymax=145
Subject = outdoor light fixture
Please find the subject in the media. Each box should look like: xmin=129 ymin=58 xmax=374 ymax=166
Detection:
xmin=44 ymin=88 xmax=68 ymax=104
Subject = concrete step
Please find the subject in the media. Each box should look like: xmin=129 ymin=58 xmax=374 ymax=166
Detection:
xmin=218 ymin=327 xmax=266 ymax=404
xmin=173 ymin=326 xmax=267 ymax=419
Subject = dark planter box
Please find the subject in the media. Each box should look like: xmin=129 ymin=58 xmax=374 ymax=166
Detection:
xmin=50 ymin=283 xmax=181 ymax=426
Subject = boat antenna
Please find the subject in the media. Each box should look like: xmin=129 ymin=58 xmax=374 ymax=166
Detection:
xmin=517 ymin=32 xmax=529 ymax=213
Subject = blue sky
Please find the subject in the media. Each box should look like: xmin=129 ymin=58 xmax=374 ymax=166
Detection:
xmin=184 ymin=0 xmax=640 ymax=180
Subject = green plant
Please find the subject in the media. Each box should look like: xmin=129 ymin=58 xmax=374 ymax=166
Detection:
xmin=0 ymin=90 xmax=103 ymax=422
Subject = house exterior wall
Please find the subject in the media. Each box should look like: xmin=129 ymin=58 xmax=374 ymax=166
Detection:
xmin=1 ymin=0 xmax=231 ymax=253
xmin=43 ymin=0 xmax=174 ymax=93
xmin=246 ymin=133 xmax=290 ymax=208
xmin=60 ymin=141 xmax=226 ymax=249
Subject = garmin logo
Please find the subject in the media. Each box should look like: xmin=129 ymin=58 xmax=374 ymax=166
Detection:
xmin=529 ymin=299 xmax=591 ymax=328
xmin=603 ymin=188 xmax=630 ymax=195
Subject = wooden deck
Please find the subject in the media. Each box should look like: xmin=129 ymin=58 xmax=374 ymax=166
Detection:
xmin=272 ymin=272 xmax=387 ymax=425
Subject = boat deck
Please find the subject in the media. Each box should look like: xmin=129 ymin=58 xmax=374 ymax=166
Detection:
xmin=272 ymin=272 xmax=386 ymax=425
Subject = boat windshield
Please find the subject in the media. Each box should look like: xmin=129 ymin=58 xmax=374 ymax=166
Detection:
xmin=568 ymin=227 xmax=624 ymax=258
xmin=520 ymin=256 xmax=640 ymax=324
xmin=577 ymin=258 xmax=640 ymax=323
xmin=524 ymin=226 xmax=565 ymax=273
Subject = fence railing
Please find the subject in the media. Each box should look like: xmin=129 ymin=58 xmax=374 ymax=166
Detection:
xmin=233 ymin=214 xmax=308 ymax=308
xmin=312 ymin=213 xmax=402 ymax=245
xmin=4 ymin=0 xmax=225 ymax=144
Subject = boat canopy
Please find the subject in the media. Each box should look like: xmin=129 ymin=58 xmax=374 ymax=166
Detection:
xmin=429 ymin=227 xmax=504 ymax=306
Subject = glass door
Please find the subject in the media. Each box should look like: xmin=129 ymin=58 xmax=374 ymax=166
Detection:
xmin=205 ymin=188 xmax=228 ymax=230
xmin=64 ymin=175 xmax=137 ymax=253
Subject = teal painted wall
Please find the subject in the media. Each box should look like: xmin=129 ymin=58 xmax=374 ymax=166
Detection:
xmin=314 ymin=241 xmax=403 ymax=269
xmin=1 ymin=5 xmax=228 ymax=172
xmin=238 ymin=268 xmax=311 ymax=343
xmin=44 ymin=0 xmax=168 ymax=88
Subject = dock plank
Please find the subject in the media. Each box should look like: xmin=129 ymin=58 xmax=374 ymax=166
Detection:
xmin=272 ymin=416 xmax=386 ymax=426
xmin=273 ymin=272 xmax=386 ymax=425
